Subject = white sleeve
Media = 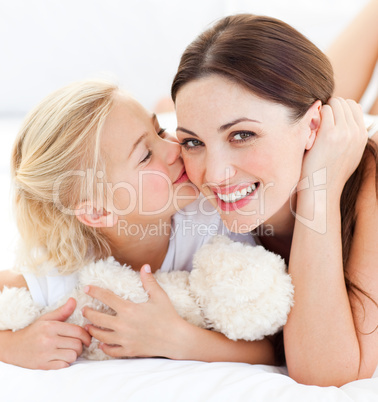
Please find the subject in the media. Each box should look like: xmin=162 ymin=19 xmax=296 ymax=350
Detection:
xmin=23 ymin=271 xmax=78 ymax=307
xmin=22 ymin=272 xmax=48 ymax=307
xmin=365 ymin=113 xmax=378 ymax=137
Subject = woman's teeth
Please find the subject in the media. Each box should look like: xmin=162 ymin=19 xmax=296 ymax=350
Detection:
xmin=217 ymin=183 xmax=257 ymax=203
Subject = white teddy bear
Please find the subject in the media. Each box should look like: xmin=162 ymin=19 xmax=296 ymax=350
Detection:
xmin=0 ymin=236 xmax=294 ymax=360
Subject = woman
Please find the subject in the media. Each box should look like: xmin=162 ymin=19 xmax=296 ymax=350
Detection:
xmin=170 ymin=13 xmax=377 ymax=387
xmin=327 ymin=0 xmax=378 ymax=115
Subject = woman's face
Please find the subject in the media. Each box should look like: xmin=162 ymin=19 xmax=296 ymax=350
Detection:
xmin=175 ymin=75 xmax=312 ymax=233
xmin=101 ymin=91 xmax=198 ymax=226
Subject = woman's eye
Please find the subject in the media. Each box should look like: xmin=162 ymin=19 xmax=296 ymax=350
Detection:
xmin=232 ymin=131 xmax=256 ymax=142
xmin=140 ymin=150 xmax=152 ymax=164
xmin=179 ymin=139 xmax=204 ymax=149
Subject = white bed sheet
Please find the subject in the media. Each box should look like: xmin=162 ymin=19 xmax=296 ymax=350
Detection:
xmin=1 ymin=358 xmax=378 ymax=402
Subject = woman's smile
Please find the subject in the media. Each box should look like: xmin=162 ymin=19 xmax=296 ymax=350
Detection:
xmin=211 ymin=182 xmax=260 ymax=211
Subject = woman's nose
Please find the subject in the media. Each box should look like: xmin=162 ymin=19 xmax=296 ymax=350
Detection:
xmin=204 ymin=151 xmax=236 ymax=186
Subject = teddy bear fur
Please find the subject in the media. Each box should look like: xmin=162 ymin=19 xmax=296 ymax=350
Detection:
xmin=0 ymin=235 xmax=294 ymax=360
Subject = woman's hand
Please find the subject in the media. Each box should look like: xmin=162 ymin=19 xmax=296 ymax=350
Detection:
xmin=301 ymin=97 xmax=368 ymax=197
xmin=82 ymin=265 xmax=186 ymax=359
xmin=1 ymin=298 xmax=91 ymax=370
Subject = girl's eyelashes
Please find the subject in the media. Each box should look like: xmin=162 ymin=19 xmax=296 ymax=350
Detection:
xmin=138 ymin=127 xmax=167 ymax=164
xmin=140 ymin=150 xmax=152 ymax=164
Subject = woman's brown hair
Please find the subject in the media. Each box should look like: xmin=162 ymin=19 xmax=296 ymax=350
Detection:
xmin=172 ymin=14 xmax=378 ymax=362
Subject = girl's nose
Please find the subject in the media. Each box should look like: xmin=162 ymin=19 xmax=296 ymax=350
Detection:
xmin=162 ymin=138 xmax=181 ymax=165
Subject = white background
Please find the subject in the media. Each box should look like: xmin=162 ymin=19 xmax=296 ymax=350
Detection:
xmin=0 ymin=0 xmax=372 ymax=114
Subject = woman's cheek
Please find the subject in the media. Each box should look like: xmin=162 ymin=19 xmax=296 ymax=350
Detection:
xmin=182 ymin=153 xmax=202 ymax=187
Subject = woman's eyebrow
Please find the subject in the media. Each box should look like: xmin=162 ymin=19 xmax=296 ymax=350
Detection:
xmin=219 ymin=118 xmax=261 ymax=132
xmin=177 ymin=117 xmax=261 ymax=137
xmin=176 ymin=127 xmax=199 ymax=137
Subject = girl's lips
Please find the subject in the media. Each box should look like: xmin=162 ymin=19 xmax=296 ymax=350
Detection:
xmin=174 ymin=168 xmax=189 ymax=184
xmin=215 ymin=182 xmax=260 ymax=212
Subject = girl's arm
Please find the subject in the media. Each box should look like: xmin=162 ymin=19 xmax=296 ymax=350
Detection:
xmin=0 ymin=270 xmax=27 ymax=289
xmin=82 ymin=266 xmax=276 ymax=365
xmin=284 ymin=99 xmax=373 ymax=387
xmin=0 ymin=271 xmax=91 ymax=369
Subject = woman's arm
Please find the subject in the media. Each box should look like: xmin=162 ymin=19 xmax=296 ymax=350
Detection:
xmin=346 ymin=146 xmax=378 ymax=378
xmin=0 ymin=271 xmax=91 ymax=369
xmin=82 ymin=266 xmax=276 ymax=365
xmin=284 ymin=99 xmax=371 ymax=386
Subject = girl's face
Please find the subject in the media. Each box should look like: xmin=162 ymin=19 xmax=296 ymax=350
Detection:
xmin=175 ymin=75 xmax=314 ymax=233
xmin=101 ymin=92 xmax=198 ymax=225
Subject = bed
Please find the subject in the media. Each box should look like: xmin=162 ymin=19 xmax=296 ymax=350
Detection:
xmin=1 ymin=358 xmax=378 ymax=402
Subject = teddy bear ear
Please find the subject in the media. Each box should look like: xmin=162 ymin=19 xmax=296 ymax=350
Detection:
xmin=210 ymin=235 xmax=233 ymax=245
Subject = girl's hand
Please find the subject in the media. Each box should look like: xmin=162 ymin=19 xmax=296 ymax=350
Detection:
xmin=2 ymin=298 xmax=91 ymax=370
xmin=82 ymin=265 xmax=186 ymax=359
xmin=301 ymin=98 xmax=368 ymax=197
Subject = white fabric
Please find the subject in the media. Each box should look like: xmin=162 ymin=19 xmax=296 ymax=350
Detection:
xmin=365 ymin=113 xmax=378 ymax=137
xmin=160 ymin=197 xmax=256 ymax=273
xmin=23 ymin=197 xmax=255 ymax=307
xmin=1 ymin=358 xmax=378 ymax=402
xmin=23 ymin=269 xmax=78 ymax=308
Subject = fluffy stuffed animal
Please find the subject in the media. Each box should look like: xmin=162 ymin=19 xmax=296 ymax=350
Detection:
xmin=0 ymin=236 xmax=294 ymax=360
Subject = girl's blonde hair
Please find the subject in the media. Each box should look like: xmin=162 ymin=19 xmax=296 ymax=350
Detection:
xmin=11 ymin=80 xmax=118 ymax=274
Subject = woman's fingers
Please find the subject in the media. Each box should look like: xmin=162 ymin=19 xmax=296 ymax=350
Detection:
xmin=86 ymin=324 xmax=118 ymax=345
xmin=99 ymin=343 xmax=126 ymax=358
xmin=319 ymin=104 xmax=335 ymax=130
xmin=327 ymin=97 xmax=346 ymax=127
xmin=82 ymin=307 xmax=117 ymax=330
xmin=84 ymin=285 xmax=132 ymax=311
xmin=346 ymin=99 xmax=368 ymax=134
xmin=140 ymin=264 xmax=166 ymax=300
xmin=328 ymin=97 xmax=367 ymax=139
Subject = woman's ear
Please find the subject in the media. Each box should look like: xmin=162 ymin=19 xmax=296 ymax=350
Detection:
xmin=74 ymin=201 xmax=118 ymax=228
xmin=305 ymin=100 xmax=322 ymax=150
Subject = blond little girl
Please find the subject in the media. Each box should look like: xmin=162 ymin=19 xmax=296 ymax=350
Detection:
xmin=0 ymin=80 xmax=272 ymax=369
